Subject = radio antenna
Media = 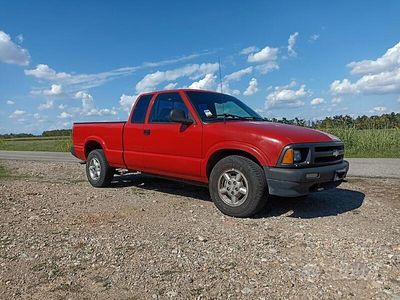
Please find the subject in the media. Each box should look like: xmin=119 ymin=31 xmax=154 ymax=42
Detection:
xmin=218 ymin=57 xmax=223 ymax=93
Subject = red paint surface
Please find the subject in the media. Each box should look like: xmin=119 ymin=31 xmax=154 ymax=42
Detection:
xmin=72 ymin=89 xmax=336 ymax=183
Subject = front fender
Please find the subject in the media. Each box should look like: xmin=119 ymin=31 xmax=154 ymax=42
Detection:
xmin=202 ymin=141 xmax=271 ymax=178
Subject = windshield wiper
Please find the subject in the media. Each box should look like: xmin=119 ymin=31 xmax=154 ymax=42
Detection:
xmin=210 ymin=113 xmax=261 ymax=121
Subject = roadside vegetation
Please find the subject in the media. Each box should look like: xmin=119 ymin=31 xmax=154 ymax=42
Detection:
xmin=267 ymin=113 xmax=400 ymax=158
xmin=0 ymin=136 xmax=72 ymax=152
xmin=0 ymin=114 xmax=399 ymax=157
xmin=0 ymin=164 xmax=8 ymax=178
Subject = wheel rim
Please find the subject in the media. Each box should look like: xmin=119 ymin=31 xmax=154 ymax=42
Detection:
xmin=88 ymin=157 xmax=101 ymax=180
xmin=217 ymin=168 xmax=249 ymax=207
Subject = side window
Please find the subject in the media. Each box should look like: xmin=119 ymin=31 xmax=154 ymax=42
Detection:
xmin=149 ymin=93 xmax=189 ymax=123
xmin=131 ymin=94 xmax=153 ymax=123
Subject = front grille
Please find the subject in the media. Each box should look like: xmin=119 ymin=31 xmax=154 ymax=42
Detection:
xmin=314 ymin=155 xmax=344 ymax=164
xmin=278 ymin=141 xmax=345 ymax=168
xmin=312 ymin=143 xmax=344 ymax=166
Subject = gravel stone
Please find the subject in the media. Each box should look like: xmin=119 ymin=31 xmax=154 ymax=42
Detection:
xmin=0 ymin=160 xmax=399 ymax=299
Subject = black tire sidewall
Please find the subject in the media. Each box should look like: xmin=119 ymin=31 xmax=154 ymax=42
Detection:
xmin=209 ymin=155 xmax=268 ymax=217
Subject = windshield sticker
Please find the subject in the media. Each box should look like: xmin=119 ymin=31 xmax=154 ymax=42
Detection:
xmin=204 ymin=109 xmax=213 ymax=118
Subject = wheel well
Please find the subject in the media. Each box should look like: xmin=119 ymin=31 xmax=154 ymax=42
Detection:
xmin=206 ymin=149 xmax=262 ymax=179
xmin=84 ymin=140 xmax=103 ymax=158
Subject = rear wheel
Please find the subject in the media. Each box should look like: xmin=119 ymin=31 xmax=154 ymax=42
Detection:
xmin=86 ymin=149 xmax=114 ymax=187
xmin=209 ymin=155 xmax=268 ymax=217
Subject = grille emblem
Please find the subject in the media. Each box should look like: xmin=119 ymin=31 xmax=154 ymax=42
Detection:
xmin=332 ymin=150 xmax=340 ymax=157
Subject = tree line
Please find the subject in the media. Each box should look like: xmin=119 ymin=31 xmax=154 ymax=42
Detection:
xmin=0 ymin=129 xmax=72 ymax=138
xmin=267 ymin=112 xmax=400 ymax=129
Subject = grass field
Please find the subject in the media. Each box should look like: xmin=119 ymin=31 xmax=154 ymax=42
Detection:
xmin=324 ymin=128 xmax=400 ymax=158
xmin=0 ymin=136 xmax=72 ymax=152
xmin=0 ymin=165 xmax=8 ymax=178
xmin=0 ymin=128 xmax=399 ymax=157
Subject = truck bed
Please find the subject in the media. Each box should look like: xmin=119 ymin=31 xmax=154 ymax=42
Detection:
xmin=72 ymin=121 xmax=126 ymax=168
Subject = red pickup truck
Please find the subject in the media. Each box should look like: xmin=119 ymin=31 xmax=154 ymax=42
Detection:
xmin=72 ymin=89 xmax=349 ymax=217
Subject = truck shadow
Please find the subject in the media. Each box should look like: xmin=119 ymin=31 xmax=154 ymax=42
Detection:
xmin=257 ymin=189 xmax=365 ymax=219
xmin=111 ymin=173 xmax=211 ymax=201
xmin=111 ymin=174 xmax=365 ymax=219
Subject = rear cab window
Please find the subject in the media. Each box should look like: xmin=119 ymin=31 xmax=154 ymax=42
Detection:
xmin=131 ymin=94 xmax=153 ymax=123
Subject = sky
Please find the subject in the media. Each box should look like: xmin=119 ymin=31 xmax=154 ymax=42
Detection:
xmin=0 ymin=0 xmax=400 ymax=134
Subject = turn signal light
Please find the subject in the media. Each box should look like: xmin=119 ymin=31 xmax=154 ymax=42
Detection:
xmin=282 ymin=148 xmax=294 ymax=164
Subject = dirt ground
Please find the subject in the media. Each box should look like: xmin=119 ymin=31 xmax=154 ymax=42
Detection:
xmin=0 ymin=160 xmax=399 ymax=299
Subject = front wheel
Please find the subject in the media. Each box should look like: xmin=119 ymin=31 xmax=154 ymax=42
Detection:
xmin=86 ymin=149 xmax=115 ymax=187
xmin=209 ymin=155 xmax=268 ymax=217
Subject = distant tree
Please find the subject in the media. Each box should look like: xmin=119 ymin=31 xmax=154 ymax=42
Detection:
xmin=42 ymin=129 xmax=72 ymax=137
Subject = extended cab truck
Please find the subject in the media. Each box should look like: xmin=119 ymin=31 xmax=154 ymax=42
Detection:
xmin=71 ymin=89 xmax=349 ymax=217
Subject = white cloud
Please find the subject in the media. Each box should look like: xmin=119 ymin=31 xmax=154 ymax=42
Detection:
xmin=330 ymin=42 xmax=400 ymax=95
xmin=309 ymin=34 xmax=319 ymax=42
xmin=46 ymin=84 xmax=63 ymax=95
xmin=255 ymin=61 xmax=279 ymax=74
xmin=119 ymin=94 xmax=138 ymax=112
xmin=25 ymin=64 xmax=136 ymax=94
xmin=265 ymin=82 xmax=309 ymax=109
xmin=58 ymin=104 xmax=67 ymax=110
xmin=310 ymin=97 xmax=324 ymax=105
xmin=243 ymin=78 xmax=258 ymax=96
xmin=135 ymin=63 xmax=219 ymax=93
xmin=38 ymin=100 xmax=54 ymax=110
xmin=73 ymin=91 xmax=117 ymax=116
xmin=0 ymin=30 xmax=30 ymax=66
xmin=32 ymin=84 xmax=63 ymax=96
xmin=288 ymin=32 xmax=299 ymax=57
xmin=58 ymin=111 xmax=72 ymax=119
xmin=348 ymin=42 xmax=400 ymax=75
xmin=189 ymin=73 xmax=217 ymax=90
xmin=224 ymin=67 xmax=253 ymax=82
xmin=240 ymin=46 xmax=259 ymax=55
xmin=24 ymin=52 xmax=207 ymax=96
xmin=370 ymin=106 xmax=387 ymax=114
xmin=6 ymin=100 xmax=15 ymax=105
xmin=331 ymin=97 xmax=342 ymax=106
xmin=15 ymin=34 xmax=24 ymax=44
xmin=164 ymin=82 xmax=178 ymax=89
xmin=9 ymin=109 xmax=27 ymax=118
xmin=247 ymin=46 xmax=279 ymax=63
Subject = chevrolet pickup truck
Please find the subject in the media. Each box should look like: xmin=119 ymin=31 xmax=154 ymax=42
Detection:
xmin=71 ymin=89 xmax=349 ymax=217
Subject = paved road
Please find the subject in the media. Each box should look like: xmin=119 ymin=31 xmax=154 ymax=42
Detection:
xmin=0 ymin=150 xmax=78 ymax=163
xmin=0 ymin=151 xmax=399 ymax=178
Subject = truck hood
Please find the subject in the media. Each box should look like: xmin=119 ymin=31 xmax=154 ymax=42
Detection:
xmin=225 ymin=121 xmax=338 ymax=145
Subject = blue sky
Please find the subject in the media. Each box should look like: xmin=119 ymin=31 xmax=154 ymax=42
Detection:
xmin=0 ymin=0 xmax=399 ymax=134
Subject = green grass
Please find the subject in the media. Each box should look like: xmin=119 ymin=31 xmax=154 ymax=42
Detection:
xmin=0 ymin=137 xmax=72 ymax=152
xmin=0 ymin=165 xmax=8 ymax=178
xmin=322 ymin=127 xmax=400 ymax=158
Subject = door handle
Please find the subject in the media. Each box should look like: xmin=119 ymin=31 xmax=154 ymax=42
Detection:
xmin=144 ymin=129 xmax=151 ymax=136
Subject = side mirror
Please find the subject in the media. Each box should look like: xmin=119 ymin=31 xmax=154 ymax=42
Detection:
xmin=169 ymin=108 xmax=193 ymax=125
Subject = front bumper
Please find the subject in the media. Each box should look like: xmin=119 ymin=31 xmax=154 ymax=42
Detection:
xmin=264 ymin=160 xmax=349 ymax=197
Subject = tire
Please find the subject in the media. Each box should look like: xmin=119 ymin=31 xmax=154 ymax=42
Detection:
xmin=209 ymin=155 xmax=268 ymax=217
xmin=86 ymin=149 xmax=115 ymax=187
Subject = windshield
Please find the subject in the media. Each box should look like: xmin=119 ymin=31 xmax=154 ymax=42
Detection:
xmin=186 ymin=91 xmax=263 ymax=122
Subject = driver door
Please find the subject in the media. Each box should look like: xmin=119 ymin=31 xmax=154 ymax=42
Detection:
xmin=141 ymin=91 xmax=203 ymax=180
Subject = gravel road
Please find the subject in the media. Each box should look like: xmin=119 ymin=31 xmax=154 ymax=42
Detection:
xmin=0 ymin=159 xmax=399 ymax=299
xmin=0 ymin=150 xmax=399 ymax=179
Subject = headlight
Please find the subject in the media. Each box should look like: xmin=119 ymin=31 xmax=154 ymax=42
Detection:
xmin=281 ymin=147 xmax=309 ymax=165
xmin=294 ymin=150 xmax=302 ymax=162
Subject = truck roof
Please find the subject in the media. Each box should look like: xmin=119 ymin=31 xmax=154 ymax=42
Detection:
xmin=139 ymin=88 xmax=223 ymax=96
